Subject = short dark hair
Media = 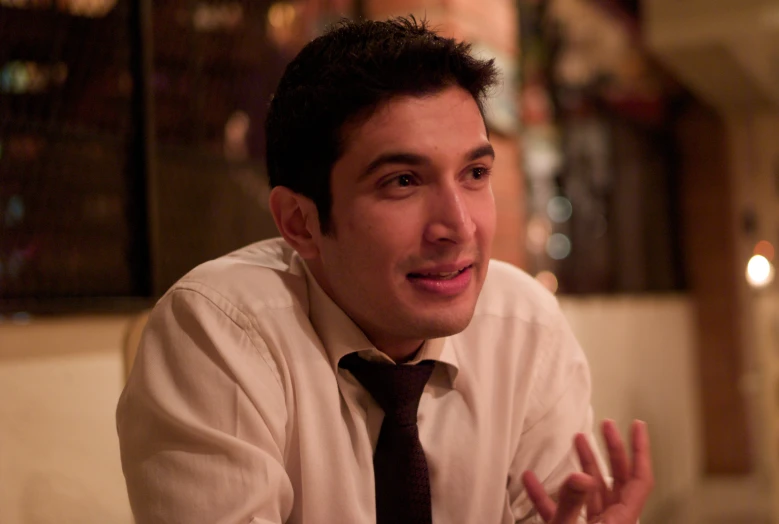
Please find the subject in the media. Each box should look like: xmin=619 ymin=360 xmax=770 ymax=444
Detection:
xmin=265 ymin=16 xmax=499 ymax=233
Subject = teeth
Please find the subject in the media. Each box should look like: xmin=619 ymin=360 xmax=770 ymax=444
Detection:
xmin=424 ymin=270 xmax=461 ymax=279
xmin=410 ymin=267 xmax=470 ymax=280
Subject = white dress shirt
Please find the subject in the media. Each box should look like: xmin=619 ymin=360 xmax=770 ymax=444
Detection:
xmin=117 ymin=237 xmax=599 ymax=524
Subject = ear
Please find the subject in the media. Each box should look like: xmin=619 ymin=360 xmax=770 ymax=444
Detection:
xmin=269 ymin=186 xmax=322 ymax=260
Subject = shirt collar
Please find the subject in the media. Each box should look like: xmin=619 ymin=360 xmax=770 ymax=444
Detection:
xmin=293 ymin=252 xmax=460 ymax=386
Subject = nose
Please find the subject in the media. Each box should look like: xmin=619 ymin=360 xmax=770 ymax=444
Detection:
xmin=423 ymin=182 xmax=476 ymax=245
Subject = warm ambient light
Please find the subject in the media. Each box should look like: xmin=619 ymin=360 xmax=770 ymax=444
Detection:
xmin=746 ymin=255 xmax=775 ymax=288
xmin=526 ymin=215 xmax=551 ymax=256
xmin=193 ymin=2 xmax=243 ymax=32
xmin=754 ymin=240 xmax=775 ymax=262
xmin=268 ymin=2 xmax=296 ymax=29
xmin=535 ymin=271 xmax=559 ymax=294
xmin=1 ymin=0 xmax=118 ymax=17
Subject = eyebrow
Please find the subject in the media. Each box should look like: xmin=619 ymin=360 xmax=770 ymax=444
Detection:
xmin=359 ymin=143 xmax=496 ymax=181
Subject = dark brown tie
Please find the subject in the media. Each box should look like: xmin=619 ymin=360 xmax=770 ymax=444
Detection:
xmin=340 ymin=352 xmax=435 ymax=524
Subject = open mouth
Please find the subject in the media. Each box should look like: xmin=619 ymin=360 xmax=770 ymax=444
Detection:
xmin=408 ymin=265 xmax=472 ymax=281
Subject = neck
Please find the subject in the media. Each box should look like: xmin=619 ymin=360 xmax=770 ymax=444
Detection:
xmin=304 ymin=259 xmax=426 ymax=364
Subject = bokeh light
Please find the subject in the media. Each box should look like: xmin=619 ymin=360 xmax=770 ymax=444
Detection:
xmin=746 ymin=255 xmax=775 ymax=288
xmin=535 ymin=270 xmax=559 ymax=294
xmin=268 ymin=2 xmax=296 ymax=29
xmin=547 ymin=196 xmax=573 ymax=223
xmin=0 ymin=61 xmax=68 ymax=94
xmin=526 ymin=215 xmax=551 ymax=255
xmin=1 ymin=0 xmax=119 ymax=17
xmin=5 ymin=195 xmax=25 ymax=227
xmin=192 ymin=2 xmax=243 ymax=32
xmin=753 ymin=240 xmax=775 ymax=262
xmin=546 ymin=233 xmax=572 ymax=260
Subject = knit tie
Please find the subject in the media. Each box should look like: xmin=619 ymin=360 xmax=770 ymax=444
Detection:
xmin=340 ymin=352 xmax=435 ymax=524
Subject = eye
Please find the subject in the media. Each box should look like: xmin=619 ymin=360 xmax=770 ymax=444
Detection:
xmin=377 ymin=173 xmax=420 ymax=198
xmin=468 ymin=166 xmax=492 ymax=182
xmin=382 ymin=173 xmax=417 ymax=188
xmin=471 ymin=167 xmax=488 ymax=179
xmin=395 ymin=174 xmax=415 ymax=187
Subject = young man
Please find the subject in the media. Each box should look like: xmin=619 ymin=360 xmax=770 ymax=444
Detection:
xmin=117 ymin=17 xmax=653 ymax=524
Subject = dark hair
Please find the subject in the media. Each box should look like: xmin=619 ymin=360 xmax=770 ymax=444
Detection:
xmin=265 ymin=16 xmax=499 ymax=233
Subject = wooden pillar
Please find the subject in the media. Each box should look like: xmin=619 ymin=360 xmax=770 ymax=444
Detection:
xmin=677 ymin=102 xmax=752 ymax=474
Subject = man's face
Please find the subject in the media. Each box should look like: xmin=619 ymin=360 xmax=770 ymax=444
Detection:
xmin=308 ymin=86 xmax=496 ymax=356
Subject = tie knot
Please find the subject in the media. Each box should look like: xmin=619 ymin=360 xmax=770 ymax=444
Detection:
xmin=340 ymin=353 xmax=434 ymax=426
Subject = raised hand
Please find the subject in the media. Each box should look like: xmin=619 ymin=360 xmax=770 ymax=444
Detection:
xmin=522 ymin=420 xmax=654 ymax=524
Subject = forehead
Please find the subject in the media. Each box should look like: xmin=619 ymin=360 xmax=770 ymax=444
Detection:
xmin=338 ymin=87 xmax=489 ymax=163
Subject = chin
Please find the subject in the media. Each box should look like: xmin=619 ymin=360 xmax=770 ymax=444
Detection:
xmin=411 ymin=308 xmax=476 ymax=339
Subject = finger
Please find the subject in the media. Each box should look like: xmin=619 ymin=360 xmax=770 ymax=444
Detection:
xmin=522 ymin=470 xmax=557 ymax=522
xmin=554 ymin=472 xmax=595 ymax=524
xmin=616 ymin=420 xmax=654 ymax=515
xmin=602 ymin=419 xmax=630 ymax=495
xmin=574 ymin=433 xmax=606 ymax=517
xmin=630 ymin=420 xmax=654 ymax=484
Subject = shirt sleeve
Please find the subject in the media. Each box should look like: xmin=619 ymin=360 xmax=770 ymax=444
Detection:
xmin=116 ymin=287 xmax=293 ymax=524
xmin=508 ymin=307 xmax=607 ymax=524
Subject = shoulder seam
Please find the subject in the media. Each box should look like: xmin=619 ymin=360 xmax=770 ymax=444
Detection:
xmin=168 ymin=284 xmax=286 ymax=390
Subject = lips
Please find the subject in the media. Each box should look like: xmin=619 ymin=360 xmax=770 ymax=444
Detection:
xmin=406 ymin=263 xmax=474 ymax=296
xmin=408 ymin=266 xmax=471 ymax=280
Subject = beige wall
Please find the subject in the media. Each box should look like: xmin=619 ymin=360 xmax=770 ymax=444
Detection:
xmin=0 ymin=297 xmax=700 ymax=523
xmin=0 ymin=316 xmax=135 ymax=524
xmin=560 ymin=295 xmax=702 ymax=522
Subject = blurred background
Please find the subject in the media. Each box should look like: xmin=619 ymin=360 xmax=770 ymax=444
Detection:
xmin=1 ymin=0 xmax=778 ymax=522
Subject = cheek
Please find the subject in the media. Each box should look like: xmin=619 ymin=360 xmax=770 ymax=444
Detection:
xmin=471 ymin=190 xmax=497 ymax=237
xmin=331 ymin=216 xmax=399 ymax=282
xmin=350 ymin=201 xmax=421 ymax=250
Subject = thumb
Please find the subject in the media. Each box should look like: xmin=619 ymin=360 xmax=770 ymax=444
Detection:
xmin=552 ymin=473 xmax=595 ymax=524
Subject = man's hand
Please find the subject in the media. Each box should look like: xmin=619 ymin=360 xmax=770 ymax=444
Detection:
xmin=521 ymin=420 xmax=654 ymax=524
